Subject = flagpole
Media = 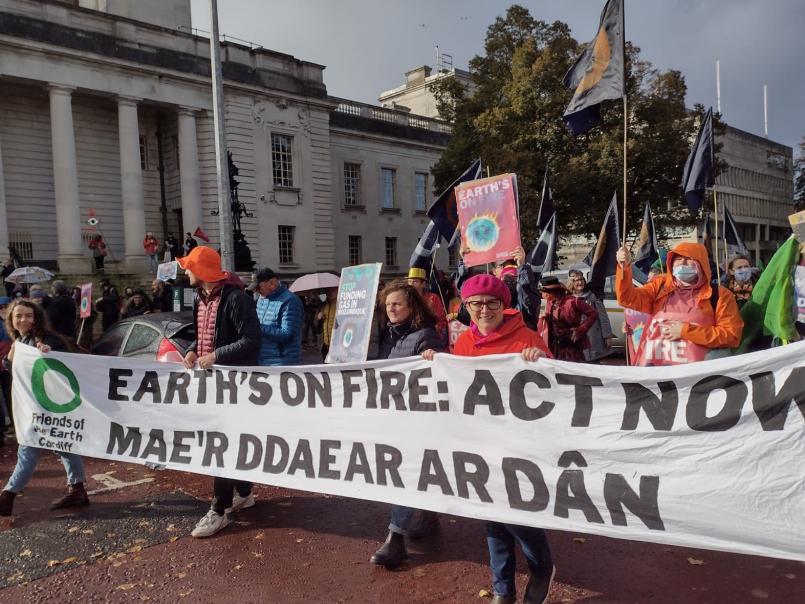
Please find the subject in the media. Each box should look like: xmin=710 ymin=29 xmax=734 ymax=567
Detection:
xmin=709 ymin=112 xmax=721 ymax=283
xmin=621 ymin=0 xmax=628 ymax=246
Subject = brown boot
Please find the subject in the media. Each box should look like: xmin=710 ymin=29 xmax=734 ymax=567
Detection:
xmin=0 ymin=490 xmax=16 ymax=516
xmin=50 ymin=483 xmax=89 ymax=510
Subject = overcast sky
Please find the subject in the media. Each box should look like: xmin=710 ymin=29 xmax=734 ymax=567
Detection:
xmin=190 ymin=0 xmax=805 ymax=155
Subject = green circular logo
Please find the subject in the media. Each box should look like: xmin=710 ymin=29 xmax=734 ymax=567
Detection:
xmin=31 ymin=358 xmax=82 ymax=413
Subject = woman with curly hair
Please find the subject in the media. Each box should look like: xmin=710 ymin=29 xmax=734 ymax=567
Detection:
xmin=369 ymin=281 xmax=444 ymax=568
xmin=0 ymin=299 xmax=89 ymax=517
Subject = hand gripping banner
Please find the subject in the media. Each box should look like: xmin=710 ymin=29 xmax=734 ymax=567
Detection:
xmin=11 ymin=342 xmax=805 ymax=562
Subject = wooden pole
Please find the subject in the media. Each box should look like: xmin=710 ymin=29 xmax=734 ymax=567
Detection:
xmin=622 ymin=94 xmax=628 ymax=245
xmin=713 ymin=188 xmax=721 ymax=282
xmin=76 ymin=318 xmax=86 ymax=351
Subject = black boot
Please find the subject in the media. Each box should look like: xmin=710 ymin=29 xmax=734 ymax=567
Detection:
xmin=369 ymin=530 xmax=406 ymax=568
xmin=490 ymin=596 xmax=516 ymax=604
xmin=0 ymin=490 xmax=16 ymax=516
xmin=523 ymin=565 xmax=556 ymax=604
xmin=50 ymin=483 xmax=90 ymax=510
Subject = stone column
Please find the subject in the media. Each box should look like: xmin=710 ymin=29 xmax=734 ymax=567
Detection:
xmin=117 ymin=96 xmax=148 ymax=272
xmin=0 ymin=130 xmax=9 ymax=259
xmin=177 ymin=108 xmax=203 ymax=239
xmin=48 ymin=84 xmax=88 ymax=274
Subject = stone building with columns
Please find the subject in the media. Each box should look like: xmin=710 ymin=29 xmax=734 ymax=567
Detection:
xmin=0 ymin=0 xmax=450 ymax=276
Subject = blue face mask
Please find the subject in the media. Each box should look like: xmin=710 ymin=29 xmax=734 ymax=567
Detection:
xmin=733 ymin=267 xmax=753 ymax=283
xmin=673 ymin=265 xmax=699 ymax=284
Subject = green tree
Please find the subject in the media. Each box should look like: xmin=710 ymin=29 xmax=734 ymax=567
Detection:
xmin=431 ymin=5 xmax=707 ymax=247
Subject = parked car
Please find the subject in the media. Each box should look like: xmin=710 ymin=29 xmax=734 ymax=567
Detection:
xmin=92 ymin=311 xmax=194 ymax=362
xmin=542 ymin=267 xmax=645 ymax=349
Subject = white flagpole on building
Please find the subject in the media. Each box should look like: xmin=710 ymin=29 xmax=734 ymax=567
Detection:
xmin=209 ymin=0 xmax=234 ymax=271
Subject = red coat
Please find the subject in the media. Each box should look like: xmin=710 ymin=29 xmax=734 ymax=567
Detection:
xmin=425 ymin=291 xmax=448 ymax=337
xmin=453 ymin=309 xmax=552 ymax=358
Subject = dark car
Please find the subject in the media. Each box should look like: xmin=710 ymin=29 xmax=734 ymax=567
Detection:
xmin=91 ymin=311 xmax=195 ymax=363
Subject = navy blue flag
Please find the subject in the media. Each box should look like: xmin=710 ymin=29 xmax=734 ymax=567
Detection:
xmin=634 ymin=203 xmax=660 ymax=273
xmin=562 ymin=0 xmax=625 ymax=136
xmin=528 ymin=212 xmax=557 ymax=273
xmin=536 ymin=168 xmax=555 ymax=231
xmin=588 ymin=193 xmax=621 ymax=298
xmin=427 ymin=158 xmax=483 ymax=243
xmin=409 ymin=220 xmax=441 ymax=270
xmin=723 ymin=204 xmax=749 ymax=257
xmin=681 ymin=107 xmax=714 ymax=215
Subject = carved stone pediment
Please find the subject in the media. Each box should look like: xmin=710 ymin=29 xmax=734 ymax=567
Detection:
xmin=252 ymin=99 xmax=310 ymax=137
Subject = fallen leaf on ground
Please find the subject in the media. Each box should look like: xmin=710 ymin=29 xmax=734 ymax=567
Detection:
xmin=166 ymin=524 xmax=177 ymax=532
xmin=81 ymin=529 xmax=93 ymax=535
xmin=62 ymin=557 xmax=78 ymax=564
xmin=19 ymin=549 xmax=32 ymax=558
xmin=252 ymin=552 xmax=264 ymax=559
xmin=414 ymin=568 xmax=426 ymax=577
xmin=68 ymin=526 xmax=80 ymax=533
xmin=127 ymin=545 xmax=143 ymax=553
xmin=175 ymin=572 xmax=187 ymax=579
xmin=47 ymin=560 xmax=61 ymax=567
xmin=234 ymin=565 xmax=242 ymax=571
xmin=573 ymin=537 xmax=586 ymax=544
xmin=750 ymin=589 xmax=769 ymax=599
xmin=116 ymin=583 xmax=137 ymax=591
xmin=169 ymin=536 xmax=180 ymax=543
xmin=295 ymin=538 xmax=304 ymax=543
xmin=687 ymin=558 xmax=705 ymax=565
xmin=479 ymin=589 xmax=492 ymax=598
xmin=254 ymin=532 xmax=265 ymax=540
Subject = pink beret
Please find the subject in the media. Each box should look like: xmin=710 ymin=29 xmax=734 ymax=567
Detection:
xmin=461 ymin=274 xmax=511 ymax=308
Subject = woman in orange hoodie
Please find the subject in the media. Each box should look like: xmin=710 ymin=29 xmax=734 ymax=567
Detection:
xmin=615 ymin=241 xmax=743 ymax=366
xmin=422 ymin=274 xmax=554 ymax=604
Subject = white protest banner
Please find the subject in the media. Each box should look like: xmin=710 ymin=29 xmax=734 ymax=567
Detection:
xmin=11 ymin=342 xmax=805 ymax=562
xmin=325 ymin=263 xmax=381 ymax=364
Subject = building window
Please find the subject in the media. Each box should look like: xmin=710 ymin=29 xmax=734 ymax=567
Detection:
xmin=415 ymin=172 xmax=428 ymax=212
xmin=271 ymin=133 xmax=294 ymax=187
xmin=381 ymin=167 xmax=396 ymax=209
xmin=139 ymin=134 xmax=149 ymax=171
xmin=172 ymin=134 xmax=180 ymax=168
xmin=385 ymin=237 xmax=397 ymax=267
xmin=278 ymin=225 xmax=295 ymax=264
xmin=344 ymin=163 xmax=361 ymax=207
xmin=448 ymin=244 xmax=459 ymax=268
xmin=348 ymin=235 xmax=362 ymax=265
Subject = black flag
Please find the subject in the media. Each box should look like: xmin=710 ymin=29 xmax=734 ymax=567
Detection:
xmin=562 ymin=0 xmax=625 ymax=136
xmin=536 ymin=168 xmax=555 ymax=231
xmin=723 ymin=205 xmax=749 ymax=257
xmin=634 ymin=203 xmax=660 ymax=273
xmin=528 ymin=212 xmax=557 ymax=273
xmin=681 ymin=107 xmax=714 ymax=215
xmin=409 ymin=220 xmax=441 ymax=270
xmin=426 ymin=158 xmax=483 ymax=243
xmin=588 ymin=193 xmax=621 ymax=298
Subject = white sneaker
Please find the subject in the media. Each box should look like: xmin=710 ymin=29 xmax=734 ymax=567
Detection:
xmin=191 ymin=510 xmax=231 ymax=538
xmin=226 ymin=492 xmax=255 ymax=514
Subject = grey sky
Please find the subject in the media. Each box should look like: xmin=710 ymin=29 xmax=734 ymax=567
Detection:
xmin=190 ymin=0 xmax=805 ymax=155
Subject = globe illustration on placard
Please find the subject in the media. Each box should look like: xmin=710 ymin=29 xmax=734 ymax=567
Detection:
xmin=80 ymin=298 xmax=89 ymax=314
xmin=465 ymin=213 xmax=500 ymax=252
xmin=342 ymin=326 xmax=354 ymax=348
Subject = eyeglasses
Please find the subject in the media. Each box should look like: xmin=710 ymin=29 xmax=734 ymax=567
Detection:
xmin=466 ymin=299 xmax=503 ymax=311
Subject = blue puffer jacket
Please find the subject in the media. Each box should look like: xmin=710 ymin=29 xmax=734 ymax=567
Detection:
xmin=256 ymin=285 xmax=304 ymax=366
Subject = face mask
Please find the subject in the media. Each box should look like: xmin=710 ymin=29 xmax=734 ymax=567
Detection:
xmin=673 ymin=265 xmax=699 ymax=284
xmin=733 ymin=267 xmax=752 ymax=283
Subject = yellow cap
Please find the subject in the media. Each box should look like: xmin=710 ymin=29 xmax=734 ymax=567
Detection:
xmin=407 ymin=267 xmax=427 ymax=280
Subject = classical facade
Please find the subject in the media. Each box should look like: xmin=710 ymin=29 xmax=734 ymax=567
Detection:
xmin=0 ymin=0 xmax=451 ymax=276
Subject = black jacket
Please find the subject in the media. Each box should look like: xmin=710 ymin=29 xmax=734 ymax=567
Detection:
xmin=189 ymin=284 xmax=261 ymax=366
xmin=375 ymin=320 xmax=443 ymax=361
xmin=47 ymin=294 xmax=77 ymax=339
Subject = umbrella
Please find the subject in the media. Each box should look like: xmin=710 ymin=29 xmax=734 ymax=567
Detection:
xmin=289 ymin=272 xmax=340 ymax=293
xmin=4 ymin=266 xmax=55 ymax=284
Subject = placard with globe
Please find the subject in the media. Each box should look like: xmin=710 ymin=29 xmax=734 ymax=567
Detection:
xmin=325 ymin=262 xmax=382 ymax=364
xmin=455 ymin=173 xmax=521 ymax=267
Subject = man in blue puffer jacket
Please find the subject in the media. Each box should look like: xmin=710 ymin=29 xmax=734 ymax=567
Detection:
xmin=255 ymin=268 xmax=304 ymax=365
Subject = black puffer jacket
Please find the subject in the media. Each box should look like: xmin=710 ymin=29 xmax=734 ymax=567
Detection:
xmin=189 ymin=284 xmax=261 ymax=366
xmin=375 ymin=320 xmax=444 ymax=361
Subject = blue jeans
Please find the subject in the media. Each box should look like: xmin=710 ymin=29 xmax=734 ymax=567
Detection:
xmin=4 ymin=445 xmax=86 ymax=493
xmin=486 ymin=521 xmax=552 ymax=597
xmin=389 ymin=505 xmax=418 ymax=536
xmin=147 ymin=254 xmax=158 ymax=273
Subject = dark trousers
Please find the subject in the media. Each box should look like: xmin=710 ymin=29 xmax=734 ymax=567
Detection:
xmin=486 ymin=521 xmax=552 ymax=597
xmin=211 ymin=477 xmax=252 ymax=514
xmin=94 ymin=256 xmax=105 ymax=271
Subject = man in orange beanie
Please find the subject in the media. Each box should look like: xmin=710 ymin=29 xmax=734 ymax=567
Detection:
xmin=177 ymin=246 xmax=262 ymax=537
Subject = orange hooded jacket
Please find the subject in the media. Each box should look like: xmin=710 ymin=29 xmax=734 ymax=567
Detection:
xmin=615 ymin=242 xmax=743 ymax=349
xmin=453 ymin=309 xmax=552 ymax=357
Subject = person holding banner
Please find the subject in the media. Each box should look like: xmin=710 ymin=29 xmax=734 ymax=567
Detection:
xmin=616 ymin=242 xmax=743 ymax=366
xmin=369 ymin=281 xmax=445 ymax=568
xmin=177 ymin=246 xmax=262 ymax=538
xmin=0 ymin=299 xmax=89 ymax=516
xmin=423 ymin=274 xmax=554 ymax=604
